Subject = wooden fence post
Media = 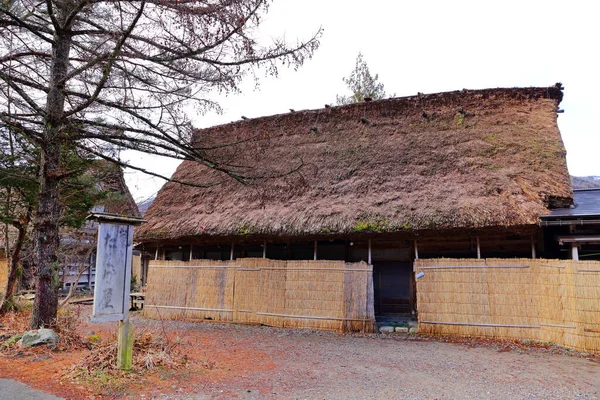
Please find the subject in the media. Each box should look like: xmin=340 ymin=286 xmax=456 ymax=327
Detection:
xmin=117 ymin=318 xmax=134 ymax=370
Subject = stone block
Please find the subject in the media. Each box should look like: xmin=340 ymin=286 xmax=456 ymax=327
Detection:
xmin=18 ymin=328 xmax=60 ymax=347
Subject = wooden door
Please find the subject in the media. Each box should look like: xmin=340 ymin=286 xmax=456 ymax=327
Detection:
xmin=373 ymin=261 xmax=412 ymax=316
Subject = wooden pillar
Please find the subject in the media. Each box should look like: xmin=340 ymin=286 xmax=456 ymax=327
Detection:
xmin=414 ymin=240 xmax=419 ymax=260
xmin=230 ymin=242 xmax=234 ymax=261
xmin=263 ymin=240 xmax=267 ymax=258
xmin=531 ymin=235 xmax=536 ymax=259
xmin=154 ymin=247 xmax=159 ymax=260
xmin=189 ymin=244 xmax=193 ymax=261
xmin=313 ymin=240 xmax=318 ymax=260
xmin=88 ymin=252 xmax=94 ymax=289
xmin=117 ymin=318 xmax=134 ymax=371
xmin=571 ymin=243 xmax=579 ymax=261
xmin=476 ymin=237 xmax=481 ymax=259
xmin=368 ymin=239 xmax=372 ymax=265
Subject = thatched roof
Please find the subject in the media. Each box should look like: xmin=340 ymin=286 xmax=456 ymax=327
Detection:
xmin=60 ymin=162 xmax=141 ymax=250
xmin=90 ymin=161 xmax=141 ymax=218
xmin=137 ymin=86 xmax=572 ymax=243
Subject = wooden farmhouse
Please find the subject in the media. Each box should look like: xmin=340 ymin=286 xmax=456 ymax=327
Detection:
xmin=134 ymin=85 xmax=599 ymax=335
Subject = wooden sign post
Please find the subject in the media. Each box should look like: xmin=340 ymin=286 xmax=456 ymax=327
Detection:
xmin=88 ymin=213 xmax=145 ymax=370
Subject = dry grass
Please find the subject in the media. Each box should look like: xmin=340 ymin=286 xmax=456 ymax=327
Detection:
xmin=64 ymin=328 xmax=188 ymax=396
xmin=69 ymin=329 xmax=186 ymax=373
xmin=53 ymin=306 xmax=89 ymax=350
xmin=0 ymin=308 xmax=30 ymax=350
xmin=0 ymin=304 xmax=87 ymax=354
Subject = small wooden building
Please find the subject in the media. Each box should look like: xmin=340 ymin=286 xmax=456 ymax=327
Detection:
xmin=541 ymin=188 xmax=600 ymax=261
xmin=136 ymin=86 xmax=572 ymax=326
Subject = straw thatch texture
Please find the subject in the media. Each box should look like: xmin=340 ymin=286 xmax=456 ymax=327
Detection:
xmin=144 ymin=258 xmax=375 ymax=333
xmin=415 ymin=258 xmax=600 ymax=353
xmin=137 ymin=86 xmax=571 ymax=243
xmin=88 ymin=160 xmax=141 ymax=217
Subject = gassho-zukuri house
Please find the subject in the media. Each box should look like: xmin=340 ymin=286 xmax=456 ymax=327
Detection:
xmin=135 ymin=85 xmax=600 ymax=346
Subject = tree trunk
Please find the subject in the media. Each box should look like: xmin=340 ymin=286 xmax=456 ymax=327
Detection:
xmin=0 ymin=209 xmax=31 ymax=313
xmin=30 ymin=25 xmax=72 ymax=328
xmin=30 ymin=146 xmax=63 ymax=328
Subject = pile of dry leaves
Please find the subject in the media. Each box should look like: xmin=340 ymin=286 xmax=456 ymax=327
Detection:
xmin=71 ymin=329 xmax=187 ymax=374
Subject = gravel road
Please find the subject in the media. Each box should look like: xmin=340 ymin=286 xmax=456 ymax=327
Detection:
xmin=134 ymin=319 xmax=600 ymax=400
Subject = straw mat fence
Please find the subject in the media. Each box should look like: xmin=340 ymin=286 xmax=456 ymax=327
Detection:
xmin=144 ymin=258 xmax=375 ymax=333
xmin=132 ymin=255 xmax=142 ymax=284
xmin=415 ymin=258 xmax=600 ymax=353
xmin=0 ymin=258 xmax=7 ymax=299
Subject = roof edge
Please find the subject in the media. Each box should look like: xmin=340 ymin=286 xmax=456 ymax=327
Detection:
xmin=192 ymin=85 xmax=564 ymax=138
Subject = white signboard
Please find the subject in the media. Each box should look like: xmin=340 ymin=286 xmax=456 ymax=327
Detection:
xmin=91 ymin=223 xmax=133 ymax=322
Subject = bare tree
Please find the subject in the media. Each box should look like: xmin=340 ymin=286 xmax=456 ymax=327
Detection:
xmin=0 ymin=0 xmax=322 ymax=328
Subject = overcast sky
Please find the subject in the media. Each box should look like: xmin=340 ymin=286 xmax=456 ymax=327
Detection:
xmin=125 ymin=0 xmax=600 ymax=202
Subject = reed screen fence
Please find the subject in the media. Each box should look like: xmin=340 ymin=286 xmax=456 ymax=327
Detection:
xmin=132 ymin=255 xmax=142 ymax=286
xmin=0 ymin=259 xmax=7 ymax=300
xmin=415 ymin=258 xmax=600 ymax=353
xmin=144 ymin=258 xmax=375 ymax=333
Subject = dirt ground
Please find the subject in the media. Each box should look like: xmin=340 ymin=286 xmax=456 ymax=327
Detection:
xmin=1 ymin=306 xmax=600 ymax=399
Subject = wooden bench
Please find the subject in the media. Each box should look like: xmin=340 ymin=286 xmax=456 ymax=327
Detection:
xmin=130 ymin=292 xmax=145 ymax=311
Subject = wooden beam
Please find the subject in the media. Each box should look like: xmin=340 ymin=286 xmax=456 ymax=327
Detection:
xmin=88 ymin=252 xmax=94 ymax=289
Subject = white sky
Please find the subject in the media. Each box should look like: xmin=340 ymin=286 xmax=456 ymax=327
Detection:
xmin=125 ymin=0 xmax=600 ymax=202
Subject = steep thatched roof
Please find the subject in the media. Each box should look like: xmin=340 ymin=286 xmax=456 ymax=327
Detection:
xmin=90 ymin=161 xmax=141 ymax=218
xmin=137 ymin=86 xmax=572 ymax=243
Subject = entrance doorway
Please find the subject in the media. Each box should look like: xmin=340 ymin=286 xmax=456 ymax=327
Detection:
xmin=373 ymin=261 xmax=413 ymax=317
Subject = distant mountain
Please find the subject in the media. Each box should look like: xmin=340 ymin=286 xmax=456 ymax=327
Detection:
xmin=571 ymin=175 xmax=600 ymax=190
xmin=137 ymin=195 xmax=155 ymax=215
